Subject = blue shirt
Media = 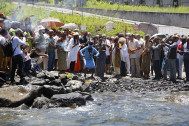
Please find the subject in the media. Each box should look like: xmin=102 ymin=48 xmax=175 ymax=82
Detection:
xmin=80 ymin=46 xmax=99 ymax=60
xmin=12 ymin=36 xmax=26 ymax=56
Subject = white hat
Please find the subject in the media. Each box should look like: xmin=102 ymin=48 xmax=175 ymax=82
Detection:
xmin=38 ymin=25 xmax=45 ymax=31
xmin=74 ymin=32 xmax=79 ymax=36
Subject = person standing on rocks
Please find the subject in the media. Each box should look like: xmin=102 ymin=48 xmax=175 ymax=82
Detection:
xmin=183 ymin=37 xmax=189 ymax=82
xmin=95 ymin=38 xmax=106 ymax=80
xmin=80 ymin=42 xmax=99 ymax=78
xmin=128 ymin=34 xmax=141 ymax=78
xmin=177 ymin=36 xmax=186 ymax=80
xmin=165 ymin=35 xmax=178 ymax=83
xmin=141 ymin=35 xmax=151 ymax=79
xmin=47 ymin=30 xmax=56 ymax=71
xmin=35 ymin=26 xmax=48 ymax=70
xmin=119 ymin=37 xmax=128 ymax=77
xmin=102 ymin=34 xmax=111 ymax=74
xmin=56 ymin=32 xmax=68 ymax=73
xmin=68 ymin=32 xmax=80 ymax=72
xmin=11 ymin=28 xmax=28 ymax=84
xmin=112 ymin=36 xmax=121 ymax=76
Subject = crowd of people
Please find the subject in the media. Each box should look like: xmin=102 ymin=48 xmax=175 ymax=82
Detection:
xmin=0 ymin=12 xmax=189 ymax=86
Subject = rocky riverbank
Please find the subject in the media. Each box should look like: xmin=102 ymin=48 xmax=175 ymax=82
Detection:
xmin=0 ymin=71 xmax=189 ymax=110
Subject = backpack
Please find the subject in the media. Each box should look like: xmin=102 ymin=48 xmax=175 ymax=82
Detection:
xmin=2 ymin=37 xmax=15 ymax=57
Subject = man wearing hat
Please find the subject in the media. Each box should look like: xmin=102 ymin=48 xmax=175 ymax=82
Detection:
xmin=11 ymin=28 xmax=27 ymax=84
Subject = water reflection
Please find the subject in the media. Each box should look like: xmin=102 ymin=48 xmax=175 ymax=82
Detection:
xmin=0 ymin=91 xmax=189 ymax=126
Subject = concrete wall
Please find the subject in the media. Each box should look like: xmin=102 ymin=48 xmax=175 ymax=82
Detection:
xmin=76 ymin=7 xmax=189 ymax=26
xmin=106 ymin=0 xmax=189 ymax=7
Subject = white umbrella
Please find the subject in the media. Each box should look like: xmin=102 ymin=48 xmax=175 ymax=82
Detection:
xmin=60 ymin=23 xmax=79 ymax=29
xmin=39 ymin=17 xmax=64 ymax=28
xmin=139 ymin=22 xmax=158 ymax=35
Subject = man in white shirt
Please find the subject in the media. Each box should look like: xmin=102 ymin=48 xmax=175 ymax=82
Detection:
xmin=128 ymin=34 xmax=141 ymax=77
xmin=119 ymin=37 xmax=128 ymax=76
xmin=0 ymin=29 xmax=7 ymax=71
xmin=102 ymin=34 xmax=111 ymax=74
xmin=136 ymin=34 xmax=145 ymax=76
xmin=11 ymin=28 xmax=27 ymax=84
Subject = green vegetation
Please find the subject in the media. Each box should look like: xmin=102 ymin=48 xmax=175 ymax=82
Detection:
xmin=0 ymin=2 xmax=144 ymax=36
xmin=85 ymin=0 xmax=189 ymax=13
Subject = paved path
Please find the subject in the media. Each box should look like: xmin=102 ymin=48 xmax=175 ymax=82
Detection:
xmin=17 ymin=2 xmax=189 ymax=35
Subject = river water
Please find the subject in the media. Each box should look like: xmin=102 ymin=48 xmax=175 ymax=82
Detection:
xmin=1 ymin=91 xmax=189 ymax=126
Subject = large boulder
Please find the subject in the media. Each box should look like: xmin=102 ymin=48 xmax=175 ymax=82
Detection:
xmin=43 ymin=85 xmax=66 ymax=98
xmin=50 ymin=93 xmax=86 ymax=107
xmin=32 ymin=97 xmax=50 ymax=109
xmin=0 ymin=84 xmax=42 ymax=107
xmin=66 ymin=80 xmax=83 ymax=91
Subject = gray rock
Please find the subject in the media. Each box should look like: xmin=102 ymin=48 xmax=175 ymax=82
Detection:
xmin=43 ymin=85 xmax=65 ymax=98
xmin=65 ymin=87 xmax=72 ymax=93
xmin=0 ymin=85 xmax=41 ymax=107
xmin=36 ymin=72 xmax=46 ymax=79
xmin=17 ymin=104 xmax=30 ymax=110
xmin=66 ymin=80 xmax=83 ymax=91
xmin=30 ymin=78 xmax=47 ymax=86
xmin=50 ymin=93 xmax=86 ymax=107
xmin=45 ymin=71 xmax=59 ymax=80
xmin=32 ymin=97 xmax=50 ymax=109
xmin=83 ymin=95 xmax=94 ymax=101
xmin=81 ymin=82 xmax=91 ymax=92
xmin=48 ymin=79 xmax=62 ymax=86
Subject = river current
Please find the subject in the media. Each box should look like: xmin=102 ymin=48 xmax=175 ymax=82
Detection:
xmin=1 ymin=91 xmax=189 ymax=126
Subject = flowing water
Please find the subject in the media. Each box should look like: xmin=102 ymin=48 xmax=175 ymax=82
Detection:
xmin=1 ymin=91 xmax=189 ymax=126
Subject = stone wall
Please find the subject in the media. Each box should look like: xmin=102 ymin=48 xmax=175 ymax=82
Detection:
xmin=76 ymin=7 xmax=189 ymax=26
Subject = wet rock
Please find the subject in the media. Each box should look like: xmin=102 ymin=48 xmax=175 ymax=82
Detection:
xmin=66 ymin=80 xmax=83 ymax=91
xmin=50 ymin=93 xmax=86 ymax=107
xmin=32 ymin=97 xmax=50 ymax=109
xmin=79 ymin=92 xmax=94 ymax=101
xmin=30 ymin=78 xmax=47 ymax=86
xmin=48 ymin=79 xmax=62 ymax=86
xmin=81 ymin=82 xmax=91 ymax=92
xmin=65 ymin=87 xmax=72 ymax=93
xmin=18 ymin=104 xmax=30 ymax=110
xmin=43 ymin=85 xmax=65 ymax=98
xmin=0 ymin=85 xmax=41 ymax=107
xmin=84 ymin=95 xmax=94 ymax=101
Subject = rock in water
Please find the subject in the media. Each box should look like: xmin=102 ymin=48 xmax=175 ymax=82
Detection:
xmin=43 ymin=85 xmax=65 ymax=98
xmin=66 ymin=80 xmax=83 ymax=91
xmin=0 ymin=84 xmax=41 ymax=107
xmin=32 ymin=97 xmax=50 ymax=109
xmin=50 ymin=93 xmax=86 ymax=107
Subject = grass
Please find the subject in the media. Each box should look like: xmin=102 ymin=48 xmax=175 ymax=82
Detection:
xmin=85 ymin=0 xmax=189 ymax=13
xmin=0 ymin=2 xmax=145 ymax=36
